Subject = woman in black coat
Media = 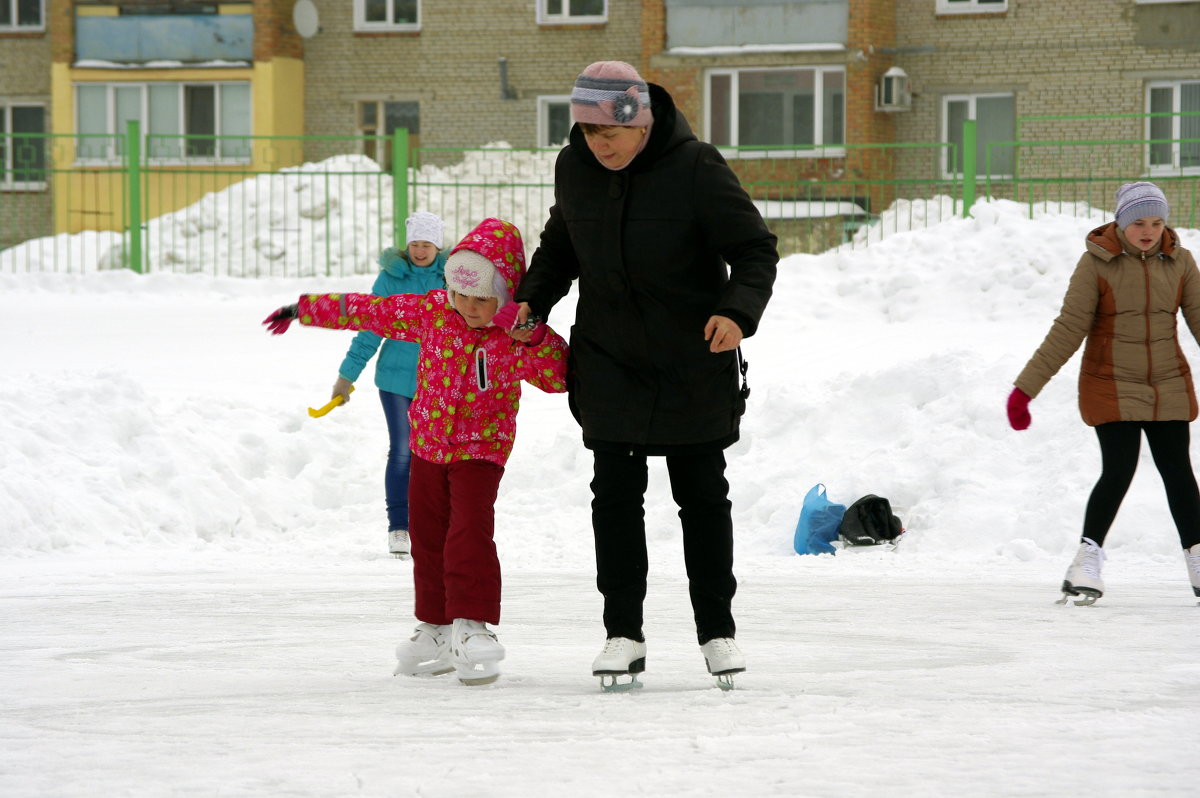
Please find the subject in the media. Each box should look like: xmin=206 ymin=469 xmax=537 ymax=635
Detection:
xmin=511 ymin=60 xmax=778 ymax=690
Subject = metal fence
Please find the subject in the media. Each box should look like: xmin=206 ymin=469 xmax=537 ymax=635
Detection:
xmin=2 ymin=116 xmax=1198 ymax=276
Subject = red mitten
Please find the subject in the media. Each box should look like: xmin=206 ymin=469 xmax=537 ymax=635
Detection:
xmin=262 ymin=304 xmax=298 ymax=335
xmin=1007 ymin=387 xmax=1032 ymax=431
xmin=491 ymin=303 xmax=519 ymax=330
xmin=525 ymin=323 xmax=547 ymax=346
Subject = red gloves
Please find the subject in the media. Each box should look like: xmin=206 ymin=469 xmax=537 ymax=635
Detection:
xmin=491 ymin=303 xmax=520 ymax=330
xmin=262 ymin=304 xmax=298 ymax=335
xmin=1007 ymin=387 xmax=1032 ymax=431
xmin=492 ymin=303 xmax=547 ymax=345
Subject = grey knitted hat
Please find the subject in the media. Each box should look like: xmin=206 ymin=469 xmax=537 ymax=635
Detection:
xmin=1115 ymin=182 xmax=1169 ymax=229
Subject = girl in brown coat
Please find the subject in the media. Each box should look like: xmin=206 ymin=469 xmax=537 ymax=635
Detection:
xmin=1008 ymin=182 xmax=1200 ymax=604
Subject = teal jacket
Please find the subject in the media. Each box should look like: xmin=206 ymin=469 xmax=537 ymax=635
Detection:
xmin=337 ymin=248 xmax=447 ymax=396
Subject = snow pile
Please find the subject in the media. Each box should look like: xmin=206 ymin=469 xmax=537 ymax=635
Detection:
xmin=3 ymin=198 xmax=1200 ymax=567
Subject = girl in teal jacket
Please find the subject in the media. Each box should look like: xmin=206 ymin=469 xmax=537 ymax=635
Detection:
xmin=331 ymin=212 xmax=447 ymax=558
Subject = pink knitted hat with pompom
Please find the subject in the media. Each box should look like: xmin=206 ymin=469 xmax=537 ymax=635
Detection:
xmin=571 ymin=61 xmax=653 ymax=127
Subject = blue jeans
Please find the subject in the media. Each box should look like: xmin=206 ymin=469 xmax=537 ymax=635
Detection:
xmin=379 ymin=390 xmax=413 ymax=531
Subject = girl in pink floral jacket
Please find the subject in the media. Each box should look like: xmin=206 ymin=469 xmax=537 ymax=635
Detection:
xmin=264 ymin=218 xmax=567 ymax=686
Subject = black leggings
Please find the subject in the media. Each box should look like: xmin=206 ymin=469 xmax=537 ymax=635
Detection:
xmin=1083 ymin=420 xmax=1200 ymax=549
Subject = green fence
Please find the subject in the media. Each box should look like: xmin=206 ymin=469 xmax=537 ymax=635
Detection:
xmin=2 ymin=116 xmax=1198 ymax=276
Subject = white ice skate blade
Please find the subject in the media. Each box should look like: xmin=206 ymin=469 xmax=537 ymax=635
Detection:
xmin=1055 ymin=593 xmax=1099 ymax=607
xmin=394 ymin=659 xmax=453 ymax=677
xmin=714 ymin=673 xmax=737 ymax=691
xmin=598 ymin=674 xmax=643 ymax=693
xmin=455 ymin=662 xmax=500 ymax=686
xmin=391 ymin=552 xmax=411 ymax=560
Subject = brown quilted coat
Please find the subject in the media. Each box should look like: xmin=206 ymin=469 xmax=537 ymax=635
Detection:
xmin=1015 ymin=222 xmax=1200 ymax=426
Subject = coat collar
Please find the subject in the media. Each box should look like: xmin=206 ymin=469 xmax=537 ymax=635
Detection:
xmin=1085 ymin=220 xmax=1177 ymax=260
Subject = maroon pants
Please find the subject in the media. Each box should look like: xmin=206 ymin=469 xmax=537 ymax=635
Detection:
xmin=408 ymin=455 xmax=504 ymax=625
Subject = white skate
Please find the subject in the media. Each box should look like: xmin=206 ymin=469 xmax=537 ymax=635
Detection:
xmin=700 ymin=638 xmax=746 ymax=690
xmin=1057 ymin=538 xmax=1105 ymax=606
xmin=592 ymin=637 xmax=647 ymax=692
xmin=448 ymin=618 xmax=505 ymax=686
xmin=1184 ymin=543 xmax=1200 ymax=602
xmin=388 ymin=528 xmax=411 ymax=560
xmin=393 ymin=622 xmax=452 ymax=676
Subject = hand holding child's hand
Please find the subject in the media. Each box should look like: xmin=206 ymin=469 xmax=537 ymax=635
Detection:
xmin=499 ymin=301 xmax=547 ymax=345
xmin=263 ymin=304 xmax=298 ymax=335
xmin=1007 ymin=387 xmax=1032 ymax=431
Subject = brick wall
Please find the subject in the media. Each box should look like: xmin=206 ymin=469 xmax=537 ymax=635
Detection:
xmin=892 ymin=0 xmax=1200 ymax=178
xmin=255 ymin=0 xmax=302 ymax=61
xmin=0 ymin=35 xmax=52 ymax=95
xmin=302 ymin=0 xmax=641 ymax=147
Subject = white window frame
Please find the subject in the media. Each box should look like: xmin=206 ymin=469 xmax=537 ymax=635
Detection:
xmin=73 ymin=82 xmax=252 ymax=165
xmin=1 ymin=101 xmax=47 ymax=191
xmin=353 ymin=0 xmax=421 ymax=33
xmin=1146 ymin=79 xmax=1200 ymax=176
xmin=936 ymin=0 xmax=1008 ymax=14
xmin=704 ymin=66 xmax=847 ymax=159
xmin=536 ymin=96 xmax=572 ymax=147
xmin=537 ymin=0 xmax=607 ymax=25
xmin=356 ymin=98 xmax=420 ymax=171
xmin=941 ymin=92 xmax=1015 ymax=180
xmin=0 ymin=0 xmax=45 ymax=32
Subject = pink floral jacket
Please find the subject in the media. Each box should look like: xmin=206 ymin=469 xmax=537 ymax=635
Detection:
xmin=298 ymin=290 xmax=568 ymax=467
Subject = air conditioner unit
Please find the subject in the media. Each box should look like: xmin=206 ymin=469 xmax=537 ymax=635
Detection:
xmin=875 ymin=67 xmax=911 ymax=112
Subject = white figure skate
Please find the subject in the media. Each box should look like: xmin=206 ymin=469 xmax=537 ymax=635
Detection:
xmin=592 ymin=637 xmax=647 ymax=692
xmin=449 ymin=618 xmax=505 ymax=686
xmin=1057 ymin=538 xmax=1105 ymax=606
xmin=1184 ymin=543 xmax=1200 ymax=603
xmin=393 ymin=622 xmax=452 ymax=677
xmin=700 ymin=638 xmax=746 ymax=690
xmin=388 ymin=528 xmax=411 ymax=560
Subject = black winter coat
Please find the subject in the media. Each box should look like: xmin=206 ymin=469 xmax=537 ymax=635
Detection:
xmin=516 ymin=84 xmax=778 ymax=452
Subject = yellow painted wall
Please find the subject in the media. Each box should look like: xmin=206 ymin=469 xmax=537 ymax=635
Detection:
xmin=50 ymin=59 xmax=306 ymax=235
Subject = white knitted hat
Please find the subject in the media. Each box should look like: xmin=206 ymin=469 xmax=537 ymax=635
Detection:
xmin=405 ymin=211 xmax=445 ymax=249
xmin=1115 ymin=182 xmax=1169 ymax=229
xmin=444 ymin=249 xmax=509 ymax=308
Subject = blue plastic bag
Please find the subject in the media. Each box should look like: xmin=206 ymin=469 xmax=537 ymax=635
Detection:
xmin=794 ymin=483 xmax=847 ymax=555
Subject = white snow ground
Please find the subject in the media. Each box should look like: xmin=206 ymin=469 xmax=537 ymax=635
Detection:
xmin=2 ymin=195 xmax=1200 ymax=797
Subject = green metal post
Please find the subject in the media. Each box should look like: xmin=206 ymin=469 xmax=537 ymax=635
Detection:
xmin=126 ymin=120 xmax=144 ymax=273
xmin=392 ymin=128 xmax=409 ymax=246
xmin=961 ymin=119 xmax=976 ymax=218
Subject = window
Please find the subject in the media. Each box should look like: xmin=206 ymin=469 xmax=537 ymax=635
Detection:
xmin=354 ymin=0 xmax=420 ymax=32
xmin=1 ymin=103 xmax=46 ymax=190
xmin=358 ymin=100 xmax=419 ymax=172
xmin=942 ymin=93 xmax=1015 ymax=178
xmin=1147 ymin=80 xmax=1200 ymax=174
xmin=706 ymin=67 xmax=845 ymax=155
xmin=537 ymin=97 xmax=572 ymax=147
xmin=936 ymin=0 xmax=1007 ymax=13
xmin=74 ymin=83 xmax=251 ymax=163
xmin=0 ymin=0 xmax=44 ymax=31
xmin=537 ymin=0 xmax=606 ymax=25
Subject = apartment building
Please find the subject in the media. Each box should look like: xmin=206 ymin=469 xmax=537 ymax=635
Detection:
xmin=3 ymin=1 xmax=1198 ymax=247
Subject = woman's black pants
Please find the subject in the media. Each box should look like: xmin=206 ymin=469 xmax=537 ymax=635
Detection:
xmin=590 ymin=449 xmax=737 ymax=645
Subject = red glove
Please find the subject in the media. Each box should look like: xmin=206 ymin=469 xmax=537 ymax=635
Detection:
xmin=262 ymin=304 xmax=298 ymax=335
xmin=491 ymin=303 xmax=519 ymax=330
xmin=492 ymin=303 xmax=547 ymax=345
xmin=1007 ymin=387 xmax=1032 ymax=431
xmin=524 ymin=323 xmax=547 ymax=346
